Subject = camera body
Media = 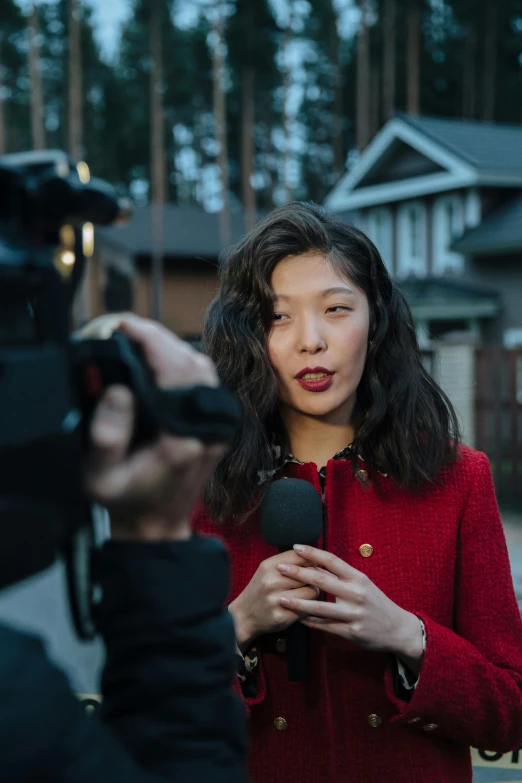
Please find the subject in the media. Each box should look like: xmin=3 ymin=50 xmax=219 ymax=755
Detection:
xmin=0 ymin=150 xmax=240 ymax=603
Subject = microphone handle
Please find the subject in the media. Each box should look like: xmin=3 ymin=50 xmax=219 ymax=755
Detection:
xmin=286 ymin=621 xmax=310 ymax=682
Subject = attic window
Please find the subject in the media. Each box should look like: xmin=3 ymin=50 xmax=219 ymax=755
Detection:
xmin=367 ymin=208 xmax=392 ymax=271
xmin=433 ymin=194 xmax=464 ymax=276
xmin=397 ymin=201 xmax=427 ymax=279
xmin=410 ymin=208 xmax=421 ymax=258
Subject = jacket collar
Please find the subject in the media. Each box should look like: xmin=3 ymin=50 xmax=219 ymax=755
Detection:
xmin=257 ymin=443 xmax=358 ymax=486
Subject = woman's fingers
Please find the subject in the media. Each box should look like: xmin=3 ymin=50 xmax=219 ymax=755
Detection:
xmin=278 ymin=562 xmax=345 ymax=597
xmin=300 ymin=617 xmax=344 ymax=634
xmin=292 ymin=546 xmax=362 ymax=581
xmin=283 ymin=585 xmax=321 ymax=602
xmin=280 ymin=595 xmax=348 ymax=620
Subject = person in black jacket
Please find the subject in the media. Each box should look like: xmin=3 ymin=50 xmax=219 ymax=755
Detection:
xmin=0 ymin=315 xmax=248 ymax=783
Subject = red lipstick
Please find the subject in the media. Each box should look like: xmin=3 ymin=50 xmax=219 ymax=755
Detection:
xmin=295 ymin=366 xmax=334 ymax=393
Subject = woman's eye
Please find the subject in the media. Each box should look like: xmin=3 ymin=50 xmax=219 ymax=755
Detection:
xmin=326 ymin=306 xmax=350 ymax=314
xmin=273 ymin=313 xmax=288 ymax=322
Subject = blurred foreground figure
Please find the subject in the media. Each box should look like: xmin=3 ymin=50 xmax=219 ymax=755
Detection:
xmin=0 ymin=315 xmax=247 ymax=783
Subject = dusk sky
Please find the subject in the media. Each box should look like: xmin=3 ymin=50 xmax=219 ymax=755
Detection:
xmin=15 ymin=0 xmax=131 ymax=60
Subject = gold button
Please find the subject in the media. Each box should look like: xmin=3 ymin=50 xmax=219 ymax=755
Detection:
xmin=274 ymin=716 xmax=288 ymax=731
xmin=407 ymin=717 xmax=421 ymax=724
xmin=423 ymin=723 xmax=438 ymax=732
xmin=276 ymin=638 xmax=287 ymax=654
xmin=356 ymin=469 xmax=369 ymax=482
xmin=359 ymin=543 xmax=373 ymax=558
xmin=368 ymin=714 xmax=382 ymax=728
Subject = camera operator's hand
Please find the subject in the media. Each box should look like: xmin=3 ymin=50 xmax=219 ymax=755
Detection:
xmin=83 ymin=315 xmax=225 ymax=542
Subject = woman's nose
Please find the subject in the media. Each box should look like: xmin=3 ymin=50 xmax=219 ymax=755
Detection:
xmin=297 ymin=320 xmax=327 ymax=354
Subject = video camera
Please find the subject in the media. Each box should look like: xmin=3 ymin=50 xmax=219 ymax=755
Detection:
xmin=0 ymin=150 xmax=240 ymax=633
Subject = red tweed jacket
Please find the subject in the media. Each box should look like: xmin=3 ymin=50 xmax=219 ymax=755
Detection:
xmin=192 ymin=445 xmax=522 ymax=783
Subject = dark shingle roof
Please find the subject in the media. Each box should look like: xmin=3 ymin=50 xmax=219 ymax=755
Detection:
xmin=398 ymin=112 xmax=522 ymax=178
xmin=96 ymin=204 xmax=249 ymax=259
xmin=399 ymin=276 xmax=500 ymax=305
xmin=398 ymin=277 xmax=500 ymax=320
xmin=452 ymin=195 xmax=522 ymax=255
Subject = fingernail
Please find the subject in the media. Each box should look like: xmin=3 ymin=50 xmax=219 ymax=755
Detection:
xmin=278 ymin=564 xmax=291 ymax=574
xmin=280 ymin=597 xmax=291 ymax=607
xmin=293 ymin=544 xmax=305 ymax=553
xmin=104 ymin=387 xmax=132 ymax=412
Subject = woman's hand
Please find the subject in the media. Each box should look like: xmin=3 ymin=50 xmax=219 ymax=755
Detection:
xmin=278 ymin=546 xmax=424 ymax=672
xmin=229 ymin=550 xmax=320 ymax=652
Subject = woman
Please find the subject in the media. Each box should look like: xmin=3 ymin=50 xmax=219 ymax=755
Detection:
xmin=193 ymin=202 xmax=522 ymax=783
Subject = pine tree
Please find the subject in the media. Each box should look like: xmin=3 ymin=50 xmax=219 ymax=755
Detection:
xmin=29 ymin=4 xmax=46 ymax=149
xmin=297 ymin=0 xmax=353 ymax=201
xmin=117 ymin=0 xmax=214 ymax=204
xmin=0 ymin=0 xmax=30 ymax=152
xmin=356 ymin=0 xmax=371 ymax=149
xmin=227 ymin=0 xmax=278 ymax=216
xmin=68 ymin=0 xmax=83 ymax=159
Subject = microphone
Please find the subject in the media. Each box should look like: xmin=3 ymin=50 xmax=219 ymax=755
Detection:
xmin=259 ymin=478 xmax=323 ymax=682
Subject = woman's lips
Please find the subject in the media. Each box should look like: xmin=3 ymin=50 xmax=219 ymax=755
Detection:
xmin=296 ymin=374 xmax=334 ymax=392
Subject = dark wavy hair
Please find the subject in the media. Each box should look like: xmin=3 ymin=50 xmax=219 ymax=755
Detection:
xmin=203 ymin=201 xmax=460 ymax=520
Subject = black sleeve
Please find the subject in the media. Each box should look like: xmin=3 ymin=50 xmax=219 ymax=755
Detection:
xmin=94 ymin=535 xmax=247 ymax=782
xmin=0 ymin=535 xmax=247 ymax=783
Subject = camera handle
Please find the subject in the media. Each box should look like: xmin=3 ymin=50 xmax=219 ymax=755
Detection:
xmin=73 ymin=332 xmax=242 ymax=447
xmin=67 ymin=333 xmax=243 ymax=639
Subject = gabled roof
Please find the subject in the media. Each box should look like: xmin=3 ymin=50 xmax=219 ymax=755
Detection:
xmin=400 ymin=114 xmax=522 ymax=176
xmin=96 ymin=204 xmax=250 ymax=261
xmin=452 ymin=194 xmax=522 ymax=255
xmin=326 ymin=114 xmax=522 ymax=212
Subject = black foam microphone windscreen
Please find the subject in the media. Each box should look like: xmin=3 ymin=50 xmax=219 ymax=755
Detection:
xmin=259 ymin=478 xmax=323 ymax=550
xmin=259 ymin=478 xmax=323 ymax=682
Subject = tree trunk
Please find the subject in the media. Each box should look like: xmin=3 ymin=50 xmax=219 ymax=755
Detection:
xmin=382 ymin=0 xmax=396 ymax=121
xmin=330 ymin=8 xmax=344 ymax=176
xmin=241 ymin=65 xmax=256 ymax=230
xmin=407 ymin=0 xmax=420 ymax=115
xmin=29 ymin=5 xmax=46 ymax=150
xmin=0 ymin=37 xmax=6 ymax=155
xmin=462 ymin=21 xmax=477 ymax=119
xmin=150 ymin=0 xmax=166 ymax=322
xmin=212 ymin=0 xmax=231 ymax=248
xmin=68 ymin=0 xmax=83 ymax=159
xmin=482 ymin=4 xmax=498 ymax=122
xmin=281 ymin=1 xmax=296 ymax=203
xmin=261 ymin=96 xmax=277 ymax=208
xmin=356 ymin=1 xmax=371 ymax=151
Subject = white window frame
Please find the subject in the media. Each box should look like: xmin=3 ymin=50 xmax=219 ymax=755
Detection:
xmin=465 ymin=187 xmax=481 ymax=229
xmin=432 ymin=194 xmax=465 ymax=276
xmin=366 ymin=207 xmax=393 ymax=273
xmin=397 ymin=201 xmax=427 ymax=278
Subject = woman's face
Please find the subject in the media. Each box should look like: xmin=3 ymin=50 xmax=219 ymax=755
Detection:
xmin=267 ymin=252 xmax=370 ymax=423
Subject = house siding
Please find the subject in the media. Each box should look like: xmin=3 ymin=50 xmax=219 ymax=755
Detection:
xmin=134 ymin=266 xmax=219 ymax=338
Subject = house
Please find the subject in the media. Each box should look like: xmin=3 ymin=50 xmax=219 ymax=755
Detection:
xmin=75 ymin=205 xmax=249 ymax=338
xmin=326 ymin=113 xmax=522 ymax=347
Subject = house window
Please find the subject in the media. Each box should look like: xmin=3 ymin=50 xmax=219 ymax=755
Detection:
xmin=410 ymin=209 xmax=421 ymax=258
xmin=433 ymin=194 xmax=464 ymax=276
xmin=367 ymin=208 xmax=392 ymax=272
xmin=397 ymin=201 xmax=427 ymax=278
